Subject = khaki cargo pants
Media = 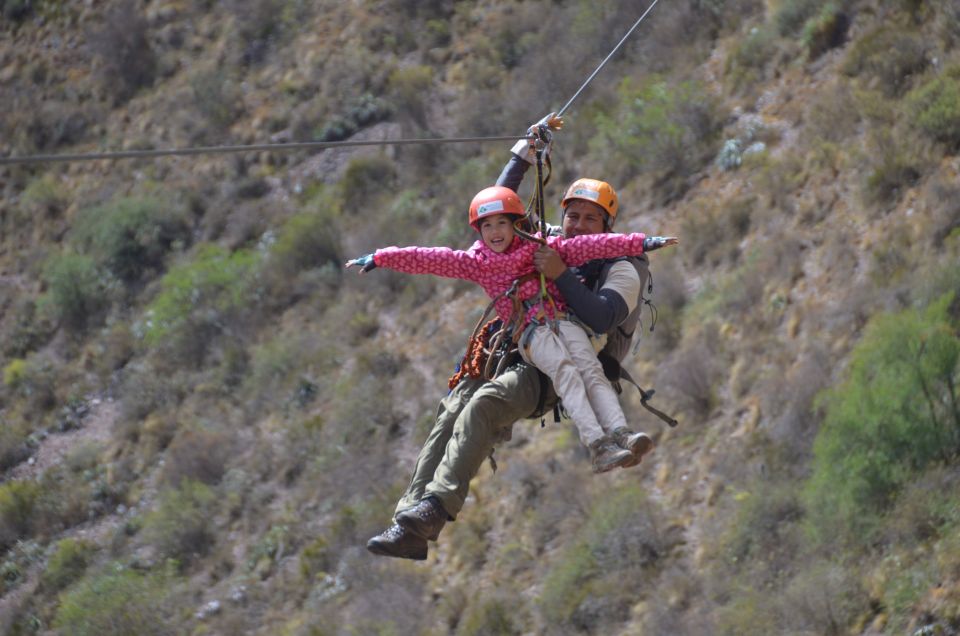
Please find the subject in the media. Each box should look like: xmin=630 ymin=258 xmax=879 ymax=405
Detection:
xmin=394 ymin=361 xmax=555 ymax=520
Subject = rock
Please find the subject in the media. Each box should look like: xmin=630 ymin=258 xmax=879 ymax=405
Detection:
xmin=195 ymin=599 xmax=222 ymax=620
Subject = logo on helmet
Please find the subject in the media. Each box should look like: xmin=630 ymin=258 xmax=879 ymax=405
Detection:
xmin=476 ymin=200 xmax=505 ymax=217
xmin=572 ymin=187 xmax=600 ymax=201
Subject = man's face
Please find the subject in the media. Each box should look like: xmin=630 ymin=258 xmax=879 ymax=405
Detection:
xmin=562 ymin=200 xmax=608 ymax=238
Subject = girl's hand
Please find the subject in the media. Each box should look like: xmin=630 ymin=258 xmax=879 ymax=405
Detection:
xmin=345 ymin=254 xmax=377 ymax=273
xmin=642 ymin=237 xmax=679 ymax=252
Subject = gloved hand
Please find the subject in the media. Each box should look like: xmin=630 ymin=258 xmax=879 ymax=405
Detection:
xmin=642 ymin=236 xmax=679 ymax=252
xmin=511 ymin=112 xmax=564 ymax=164
xmin=345 ymin=253 xmax=377 ymax=272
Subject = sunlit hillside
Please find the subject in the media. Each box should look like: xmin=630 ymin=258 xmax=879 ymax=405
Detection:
xmin=1 ymin=0 xmax=959 ymax=634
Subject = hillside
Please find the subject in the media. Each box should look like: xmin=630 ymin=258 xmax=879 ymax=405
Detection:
xmin=1 ymin=0 xmax=960 ymax=634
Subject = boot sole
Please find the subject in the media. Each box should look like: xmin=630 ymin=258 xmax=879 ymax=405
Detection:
xmin=621 ymin=434 xmax=655 ymax=468
xmin=592 ymin=450 xmax=634 ymax=473
xmin=366 ymin=538 xmax=428 ymax=561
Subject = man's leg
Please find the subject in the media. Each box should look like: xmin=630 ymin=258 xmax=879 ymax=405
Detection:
xmin=421 ymin=362 xmax=543 ymax=520
xmin=393 ymin=377 xmax=485 ymax=516
xmin=369 ymin=377 xmax=486 ymax=559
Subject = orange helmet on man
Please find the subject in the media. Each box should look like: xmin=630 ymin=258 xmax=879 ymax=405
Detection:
xmin=468 ymin=186 xmax=525 ymax=231
xmin=561 ymin=178 xmax=619 ymax=228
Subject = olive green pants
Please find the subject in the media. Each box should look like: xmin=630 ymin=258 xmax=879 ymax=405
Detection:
xmin=394 ymin=362 xmax=555 ymax=520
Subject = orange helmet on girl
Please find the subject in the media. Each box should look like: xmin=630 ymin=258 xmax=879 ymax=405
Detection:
xmin=468 ymin=186 xmax=525 ymax=231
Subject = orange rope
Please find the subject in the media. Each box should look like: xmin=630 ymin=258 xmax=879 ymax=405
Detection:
xmin=448 ymin=319 xmax=499 ymax=389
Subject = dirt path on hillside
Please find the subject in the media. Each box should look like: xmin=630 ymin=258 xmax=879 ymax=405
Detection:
xmin=7 ymin=396 xmax=117 ymax=483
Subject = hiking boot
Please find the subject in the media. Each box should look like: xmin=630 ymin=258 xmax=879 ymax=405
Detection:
xmin=395 ymin=497 xmax=448 ymax=541
xmin=589 ymin=437 xmax=633 ymax=473
xmin=366 ymin=523 xmax=428 ymax=560
xmin=612 ymin=428 xmax=655 ymax=468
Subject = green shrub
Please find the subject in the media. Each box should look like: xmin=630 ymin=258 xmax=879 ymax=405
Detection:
xmin=457 ymin=594 xmax=527 ymax=636
xmin=388 ymin=65 xmax=433 ymax=126
xmin=159 ymin=427 xmax=232 ymax=487
xmin=143 ymin=480 xmax=218 ymax=567
xmin=801 ymin=3 xmax=849 ymax=59
xmin=804 ymin=292 xmax=960 ymax=546
xmin=22 ymin=174 xmax=68 ymax=217
xmin=339 ymin=154 xmax=397 ymax=207
xmin=52 ymin=564 xmax=178 ymax=636
xmin=1 ymin=0 xmax=34 ymax=21
xmin=191 ymin=69 xmax=243 ymax=134
xmin=0 ymin=480 xmax=40 ymax=552
xmin=266 ymin=209 xmax=341 ymax=279
xmin=861 ymin=130 xmax=924 ymax=207
xmin=42 ymin=251 xmax=107 ymax=331
xmin=773 ymin=0 xmax=825 ymax=36
xmin=89 ymin=0 xmax=157 ymax=104
xmin=724 ymin=25 xmax=780 ymax=93
xmin=593 ymin=77 xmax=724 ymax=201
xmin=145 ymin=244 xmax=260 ymax=366
xmin=540 ymin=485 xmax=667 ymax=630
xmin=906 ymin=66 xmax=960 ymax=150
xmin=42 ymin=538 xmax=95 ymax=592
xmin=0 ymin=421 xmax=30 ymax=473
xmin=73 ymin=196 xmax=190 ymax=285
xmin=843 ymin=27 xmax=928 ymax=97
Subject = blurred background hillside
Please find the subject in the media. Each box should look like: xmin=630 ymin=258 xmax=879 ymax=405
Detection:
xmin=1 ymin=0 xmax=959 ymax=634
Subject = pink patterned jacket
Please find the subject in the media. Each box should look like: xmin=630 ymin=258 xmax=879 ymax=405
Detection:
xmin=374 ymin=232 xmax=647 ymax=329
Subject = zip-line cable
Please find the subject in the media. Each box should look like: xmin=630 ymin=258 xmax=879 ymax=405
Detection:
xmin=0 ymin=135 xmax=533 ymax=167
xmin=0 ymin=1 xmax=659 ymax=167
xmin=556 ymin=0 xmax=660 ymax=117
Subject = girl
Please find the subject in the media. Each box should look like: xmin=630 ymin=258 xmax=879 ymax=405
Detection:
xmin=347 ymin=185 xmax=678 ymax=472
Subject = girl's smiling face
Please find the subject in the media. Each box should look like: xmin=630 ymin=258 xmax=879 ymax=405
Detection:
xmin=479 ymin=214 xmax=516 ymax=253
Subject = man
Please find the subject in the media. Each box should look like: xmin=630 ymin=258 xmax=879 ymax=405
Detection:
xmin=366 ymin=121 xmax=668 ymax=560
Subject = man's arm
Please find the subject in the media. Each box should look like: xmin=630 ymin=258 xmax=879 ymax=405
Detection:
xmin=534 ymin=246 xmax=640 ymax=334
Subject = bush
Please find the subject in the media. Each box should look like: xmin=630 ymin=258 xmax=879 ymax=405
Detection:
xmin=191 ymin=69 xmax=243 ymax=135
xmin=0 ymin=480 xmax=40 ymax=552
xmin=800 ymin=3 xmax=849 ymax=59
xmin=843 ymin=27 xmax=928 ymax=97
xmin=42 ymin=538 xmax=95 ymax=593
xmin=593 ymin=77 xmax=724 ymax=201
xmin=457 ymin=594 xmax=528 ymax=636
xmin=52 ymin=564 xmax=179 ymax=636
xmin=773 ymin=0 xmax=824 ymax=36
xmin=42 ymin=251 xmax=107 ymax=331
xmin=339 ymin=154 xmax=397 ymax=208
xmin=73 ymin=196 xmax=190 ymax=286
xmin=388 ymin=65 xmax=433 ymax=127
xmin=145 ymin=244 xmax=261 ymax=367
xmin=265 ymin=209 xmax=342 ymax=280
xmin=143 ymin=480 xmax=218 ymax=566
xmin=159 ymin=427 xmax=232 ymax=487
xmin=540 ymin=485 xmax=668 ymax=630
xmin=861 ymin=129 xmax=924 ymax=207
xmin=804 ymin=292 xmax=960 ymax=546
xmin=906 ymin=66 xmax=960 ymax=150
xmin=22 ymin=174 xmax=68 ymax=217
xmin=89 ymin=0 xmax=157 ymax=103
xmin=1 ymin=0 xmax=33 ymax=21
xmin=724 ymin=24 xmax=780 ymax=94
xmin=0 ymin=421 xmax=30 ymax=474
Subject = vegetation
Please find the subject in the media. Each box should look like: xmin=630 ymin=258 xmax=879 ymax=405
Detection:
xmin=2 ymin=0 xmax=959 ymax=633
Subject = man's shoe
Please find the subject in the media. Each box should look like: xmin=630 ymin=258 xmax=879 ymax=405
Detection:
xmin=395 ymin=497 xmax=448 ymax=541
xmin=366 ymin=523 xmax=428 ymax=560
xmin=612 ymin=428 xmax=655 ymax=468
xmin=589 ymin=437 xmax=633 ymax=473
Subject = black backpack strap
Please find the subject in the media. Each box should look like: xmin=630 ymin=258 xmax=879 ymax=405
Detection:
xmin=597 ymin=350 xmax=679 ymax=428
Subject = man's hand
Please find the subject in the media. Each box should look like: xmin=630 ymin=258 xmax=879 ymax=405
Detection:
xmin=345 ymin=254 xmax=377 ymax=273
xmin=533 ymin=245 xmax=568 ymax=279
xmin=642 ymin=236 xmax=679 ymax=252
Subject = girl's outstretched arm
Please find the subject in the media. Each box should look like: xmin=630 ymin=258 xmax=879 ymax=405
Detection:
xmin=366 ymin=245 xmax=481 ymax=282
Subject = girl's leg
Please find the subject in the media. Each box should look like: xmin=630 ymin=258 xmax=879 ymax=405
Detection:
xmin=521 ymin=325 xmax=605 ymax=447
xmin=557 ymin=321 xmax=628 ymax=434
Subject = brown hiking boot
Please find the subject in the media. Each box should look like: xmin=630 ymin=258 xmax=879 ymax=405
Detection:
xmin=395 ymin=497 xmax=447 ymax=541
xmin=612 ymin=428 xmax=654 ymax=468
xmin=589 ymin=437 xmax=633 ymax=473
xmin=366 ymin=523 xmax=428 ymax=560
